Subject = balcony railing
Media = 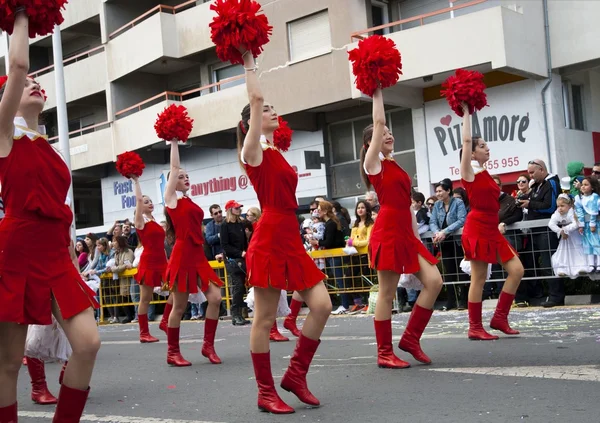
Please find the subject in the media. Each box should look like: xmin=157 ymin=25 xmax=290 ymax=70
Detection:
xmin=350 ymin=0 xmax=489 ymax=41
xmin=114 ymin=74 xmax=245 ymax=120
xmin=48 ymin=121 xmax=111 ymax=144
xmin=29 ymin=46 xmax=105 ymax=79
xmin=108 ymin=0 xmax=205 ymax=40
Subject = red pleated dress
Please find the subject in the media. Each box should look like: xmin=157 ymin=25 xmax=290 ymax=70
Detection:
xmin=368 ymin=157 xmax=437 ymax=274
xmin=135 ymin=220 xmax=167 ymax=287
xmin=0 ymin=119 xmax=99 ymax=325
xmin=244 ymin=139 xmax=325 ymax=290
xmin=461 ymin=164 xmax=517 ymax=264
xmin=165 ymin=196 xmax=223 ymax=293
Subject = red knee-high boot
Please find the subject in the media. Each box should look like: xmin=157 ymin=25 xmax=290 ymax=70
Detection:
xmin=490 ymin=291 xmax=520 ymax=335
xmin=283 ymin=299 xmax=302 ymax=337
xmin=251 ymin=352 xmax=294 ymax=414
xmin=26 ymin=357 xmax=58 ymax=405
xmin=159 ymin=303 xmax=173 ymax=334
xmin=166 ymin=327 xmax=191 ymax=367
xmin=468 ymin=302 xmax=499 ymax=340
xmin=374 ymin=319 xmax=410 ymax=369
xmin=52 ymin=384 xmax=89 ymax=423
xmin=0 ymin=402 xmax=17 ymax=423
xmin=138 ymin=314 xmax=159 ymax=343
xmin=269 ymin=321 xmax=289 ymax=342
xmin=201 ymin=318 xmax=222 ymax=364
xmin=280 ymin=334 xmax=321 ymax=406
xmin=59 ymin=362 xmax=67 ymax=385
xmin=398 ymin=304 xmax=434 ymax=364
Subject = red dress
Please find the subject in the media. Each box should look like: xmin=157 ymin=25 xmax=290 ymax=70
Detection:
xmin=135 ymin=220 xmax=167 ymax=287
xmin=368 ymin=158 xmax=437 ymax=274
xmin=245 ymin=142 xmax=325 ymax=290
xmin=0 ymin=123 xmax=99 ymax=325
xmin=461 ymin=167 xmax=517 ymax=263
xmin=165 ymin=196 xmax=223 ymax=293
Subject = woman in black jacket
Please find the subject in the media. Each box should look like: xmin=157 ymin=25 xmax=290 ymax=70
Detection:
xmin=311 ymin=201 xmax=347 ymax=314
xmin=220 ymin=200 xmax=250 ymax=326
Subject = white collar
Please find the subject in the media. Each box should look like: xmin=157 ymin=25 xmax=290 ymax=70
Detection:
xmin=471 ymin=160 xmax=485 ymax=174
xmin=260 ymin=135 xmax=276 ymax=150
xmin=379 ymin=152 xmax=394 ymax=160
xmin=14 ymin=116 xmax=46 ymax=135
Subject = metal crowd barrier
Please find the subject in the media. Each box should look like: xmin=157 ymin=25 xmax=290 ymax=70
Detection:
xmin=95 ymin=218 xmax=593 ymax=323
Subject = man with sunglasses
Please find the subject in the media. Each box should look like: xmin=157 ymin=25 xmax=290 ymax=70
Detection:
xmin=204 ymin=204 xmax=224 ymax=260
xmin=519 ymin=159 xmax=562 ymax=307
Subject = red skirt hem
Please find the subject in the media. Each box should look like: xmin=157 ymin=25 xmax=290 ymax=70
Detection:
xmin=135 ymin=267 xmax=165 ymax=287
xmin=166 ymin=263 xmax=224 ymax=294
xmin=462 ymin=233 xmax=517 ymax=264
xmin=246 ymin=250 xmax=325 ymax=291
xmin=368 ymin=239 xmax=438 ymax=275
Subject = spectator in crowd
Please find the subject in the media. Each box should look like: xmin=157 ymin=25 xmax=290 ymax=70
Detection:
xmin=246 ymin=206 xmax=261 ymax=225
xmin=346 ymin=200 xmax=374 ymax=312
xmin=411 ymin=191 xmax=430 ymax=235
xmin=425 ymin=196 xmax=436 ymax=215
xmin=513 ymin=173 xmax=532 ymax=200
xmin=430 ymin=178 xmax=468 ymax=311
xmin=365 ymin=190 xmax=379 ymax=209
xmin=566 ymin=161 xmax=585 ymax=196
xmin=592 ymin=162 xmax=600 ymax=178
xmin=574 ymin=177 xmax=600 ymax=272
xmin=371 ymin=204 xmax=380 ymax=221
xmin=83 ymin=233 xmax=99 ymax=273
xmin=220 ymin=200 xmax=250 ymax=326
xmin=109 ymin=236 xmax=136 ymax=324
xmin=453 ymin=187 xmax=470 ymax=213
xmin=75 ymin=240 xmax=89 ymax=271
xmin=204 ymin=204 xmax=224 ymax=260
xmin=332 ymin=201 xmax=351 ymax=238
xmin=122 ymin=222 xmax=138 ymax=250
xmin=107 ymin=219 xmax=125 ymax=241
xmin=518 ymin=159 xmax=561 ymax=307
xmin=160 ymin=220 xmax=174 ymax=259
xmin=311 ymin=200 xmax=347 ymax=314
xmin=314 ymin=195 xmax=327 ymax=203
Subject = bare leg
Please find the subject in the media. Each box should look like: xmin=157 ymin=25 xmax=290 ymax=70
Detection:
xmin=138 ymin=284 xmax=154 ymax=316
xmin=374 ymin=270 xmax=399 ymax=321
xmin=250 ymin=287 xmax=280 ymax=353
xmin=52 ymin=302 xmax=100 ymax=390
xmin=168 ymin=291 xmax=189 ymax=329
xmin=467 ymin=261 xmax=499 ymax=340
xmin=0 ymin=323 xmax=27 ymax=407
xmin=296 ymin=282 xmax=331 ymax=340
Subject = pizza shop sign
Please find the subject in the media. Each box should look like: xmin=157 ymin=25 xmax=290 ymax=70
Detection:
xmin=425 ymin=79 xmax=543 ymax=182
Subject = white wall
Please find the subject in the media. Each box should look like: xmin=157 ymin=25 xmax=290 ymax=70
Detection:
xmin=99 ymin=130 xmax=328 ymax=226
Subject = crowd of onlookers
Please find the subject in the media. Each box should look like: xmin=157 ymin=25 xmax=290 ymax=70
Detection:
xmin=71 ymin=158 xmax=600 ymax=323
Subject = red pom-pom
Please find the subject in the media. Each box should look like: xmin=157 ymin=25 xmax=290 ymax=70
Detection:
xmin=154 ymin=104 xmax=194 ymax=143
xmin=116 ymin=151 xmax=145 ymax=179
xmin=0 ymin=0 xmax=68 ymax=38
xmin=273 ymin=116 xmax=292 ymax=152
xmin=209 ymin=0 xmax=272 ymax=65
xmin=0 ymin=75 xmax=7 ymax=89
xmin=348 ymin=35 xmax=402 ymax=97
xmin=441 ymin=69 xmax=488 ymax=117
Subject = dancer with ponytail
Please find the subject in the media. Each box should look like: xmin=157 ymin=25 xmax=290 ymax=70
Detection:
xmin=132 ymin=176 xmax=170 ymax=343
xmin=361 ymin=88 xmax=443 ymax=368
xmin=163 ymin=141 xmax=224 ymax=367
xmin=0 ymin=9 xmax=100 ymax=421
xmin=459 ymin=103 xmax=524 ymax=340
xmin=238 ymin=49 xmax=331 ymax=414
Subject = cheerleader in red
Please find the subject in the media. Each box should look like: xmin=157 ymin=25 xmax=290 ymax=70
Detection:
xmin=132 ymin=176 xmax=171 ymax=343
xmin=459 ymin=104 xmax=523 ymax=340
xmin=239 ymin=50 xmax=331 ymax=414
xmin=163 ymin=141 xmax=224 ymax=367
xmin=0 ymin=11 xmax=100 ymax=422
xmin=362 ymin=88 xmax=443 ymax=369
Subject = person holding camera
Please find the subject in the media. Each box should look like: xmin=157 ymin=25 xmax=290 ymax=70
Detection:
xmin=221 ymin=200 xmax=250 ymax=325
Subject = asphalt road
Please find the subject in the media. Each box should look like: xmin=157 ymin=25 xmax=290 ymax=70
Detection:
xmin=16 ymin=306 xmax=600 ymax=423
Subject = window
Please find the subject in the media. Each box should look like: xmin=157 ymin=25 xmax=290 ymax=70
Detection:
xmin=562 ymin=81 xmax=586 ymax=131
xmin=328 ymin=109 xmax=415 ymax=197
xmin=288 ymin=10 xmax=332 ymax=63
xmin=371 ymin=1 xmax=390 ymax=35
xmin=212 ymin=64 xmax=244 ymax=92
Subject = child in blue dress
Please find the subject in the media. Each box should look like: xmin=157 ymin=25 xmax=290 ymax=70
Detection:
xmin=574 ymin=177 xmax=600 ymax=271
